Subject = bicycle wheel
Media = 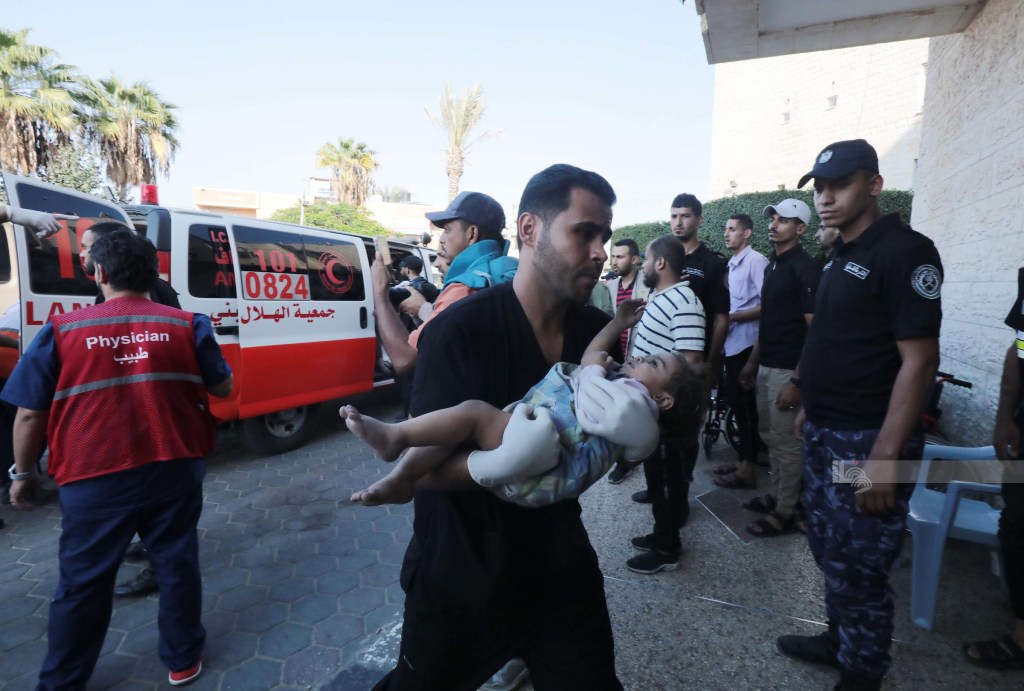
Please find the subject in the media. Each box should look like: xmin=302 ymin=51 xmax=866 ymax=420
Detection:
xmin=724 ymin=407 xmax=741 ymax=453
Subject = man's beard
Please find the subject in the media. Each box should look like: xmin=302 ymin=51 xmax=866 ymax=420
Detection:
xmin=642 ymin=266 xmax=658 ymax=289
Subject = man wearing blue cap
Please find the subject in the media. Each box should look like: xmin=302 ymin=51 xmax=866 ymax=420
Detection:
xmin=776 ymin=139 xmax=943 ymax=690
xmin=370 ymin=191 xmax=517 ymax=375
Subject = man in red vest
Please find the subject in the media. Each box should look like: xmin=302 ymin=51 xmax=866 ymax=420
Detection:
xmin=4 ymin=229 xmax=233 ymax=689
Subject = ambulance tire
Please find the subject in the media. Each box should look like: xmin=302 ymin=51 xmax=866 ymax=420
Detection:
xmin=239 ymin=404 xmax=320 ymax=455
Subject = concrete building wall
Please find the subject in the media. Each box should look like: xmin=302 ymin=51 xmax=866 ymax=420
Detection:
xmin=709 ymin=39 xmax=928 ymax=199
xmin=912 ymin=0 xmax=1024 ymax=445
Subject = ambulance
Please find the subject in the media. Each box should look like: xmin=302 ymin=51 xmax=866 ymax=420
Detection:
xmin=0 ymin=173 xmax=435 ymax=453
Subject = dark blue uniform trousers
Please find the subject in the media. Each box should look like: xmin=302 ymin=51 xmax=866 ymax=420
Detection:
xmin=38 ymin=479 xmax=205 ymax=690
xmin=802 ymin=422 xmax=918 ymax=682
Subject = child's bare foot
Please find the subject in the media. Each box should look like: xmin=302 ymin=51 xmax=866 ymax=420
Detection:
xmin=350 ymin=472 xmax=415 ymax=506
xmin=339 ymin=405 xmax=406 ymax=461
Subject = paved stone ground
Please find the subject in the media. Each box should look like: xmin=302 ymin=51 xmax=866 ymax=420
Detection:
xmin=1 ymin=388 xmax=1021 ymax=690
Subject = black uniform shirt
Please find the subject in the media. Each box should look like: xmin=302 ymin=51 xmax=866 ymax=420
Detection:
xmin=681 ymin=241 xmax=729 ymax=357
xmin=801 ymin=214 xmax=943 ymax=430
xmin=406 ymin=282 xmax=611 ymax=613
xmin=758 ymin=245 xmax=821 ymax=370
xmin=1004 ymin=266 xmax=1024 ymax=413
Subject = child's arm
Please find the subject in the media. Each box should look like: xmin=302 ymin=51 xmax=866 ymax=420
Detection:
xmin=582 ymin=298 xmax=646 ymax=366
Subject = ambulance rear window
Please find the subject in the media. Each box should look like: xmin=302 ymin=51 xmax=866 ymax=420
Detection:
xmin=188 ymin=224 xmax=237 ymax=299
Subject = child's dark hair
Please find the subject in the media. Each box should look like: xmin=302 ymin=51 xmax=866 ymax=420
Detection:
xmin=659 ymin=354 xmax=706 ymax=440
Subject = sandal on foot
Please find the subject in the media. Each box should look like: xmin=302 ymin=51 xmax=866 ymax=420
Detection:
xmin=742 ymin=494 xmax=777 ymax=514
xmin=747 ymin=510 xmax=795 ymax=537
xmin=963 ymin=635 xmax=1024 ymax=670
xmin=713 ymin=472 xmax=756 ymax=489
xmin=713 ymin=464 xmax=738 ymax=476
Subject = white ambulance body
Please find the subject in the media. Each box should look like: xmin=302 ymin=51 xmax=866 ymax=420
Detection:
xmin=0 ymin=173 xmax=434 ymax=452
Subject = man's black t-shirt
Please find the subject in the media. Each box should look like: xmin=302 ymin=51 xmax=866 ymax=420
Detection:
xmin=758 ymin=245 xmax=820 ymax=370
xmin=680 ymin=241 xmax=729 ymax=357
xmin=407 ymin=282 xmax=611 ymax=613
xmin=1004 ymin=266 xmax=1024 ymax=414
xmin=801 ymin=214 xmax=943 ymax=429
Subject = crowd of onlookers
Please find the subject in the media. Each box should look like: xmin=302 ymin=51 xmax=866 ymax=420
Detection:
xmin=1 ymin=139 xmax=1021 ymax=690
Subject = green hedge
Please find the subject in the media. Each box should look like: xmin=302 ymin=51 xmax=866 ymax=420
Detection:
xmin=612 ymin=189 xmax=913 ymax=261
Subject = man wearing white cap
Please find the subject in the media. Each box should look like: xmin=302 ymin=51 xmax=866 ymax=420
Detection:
xmin=736 ymin=199 xmax=819 ymax=537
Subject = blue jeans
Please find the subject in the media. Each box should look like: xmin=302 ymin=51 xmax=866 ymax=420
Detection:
xmin=37 ymin=475 xmax=205 ymax=690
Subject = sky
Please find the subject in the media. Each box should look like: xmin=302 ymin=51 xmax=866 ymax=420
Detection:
xmin=10 ymin=0 xmax=715 ymax=227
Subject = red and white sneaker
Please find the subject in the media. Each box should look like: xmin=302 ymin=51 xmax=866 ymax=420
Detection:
xmin=168 ymin=660 xmax=202 ymax=686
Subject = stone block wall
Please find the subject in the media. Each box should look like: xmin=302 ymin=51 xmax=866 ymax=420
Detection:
xmin=709 ymin=39 xmax=929 ymax=199
xmin=913 ymin=0 xmax=1024 ymax=445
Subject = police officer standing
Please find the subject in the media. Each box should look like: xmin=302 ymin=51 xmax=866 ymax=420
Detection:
xmin=776 ymin=140 xmax=942 ymax=691
xmin=4 ymin=229 xmax=233 ymax=689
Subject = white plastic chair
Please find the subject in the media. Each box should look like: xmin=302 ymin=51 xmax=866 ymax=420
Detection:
xmin=907 ymin=444 xmax=1002 ymax=630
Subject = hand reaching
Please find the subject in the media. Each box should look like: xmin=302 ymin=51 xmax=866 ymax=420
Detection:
xmin=614 ymin=298 xmax=646 ymax=330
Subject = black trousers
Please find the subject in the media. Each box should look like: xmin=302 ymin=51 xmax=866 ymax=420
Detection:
xmin=1002 ymin=477 xmax=1024 ymax=620
xmin=642 ymin=435 xmax=697 ymax=554
xmin=372 ymin=560 xmax=622 ymax=691
xmin=724 ymin=347 xmax=760 ymax=464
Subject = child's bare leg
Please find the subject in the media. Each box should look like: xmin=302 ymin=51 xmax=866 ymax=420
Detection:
xmin=341 ymin=401 xmax=511 ymax=462
xmin=351 ymin=444 xmax=455 ymax=505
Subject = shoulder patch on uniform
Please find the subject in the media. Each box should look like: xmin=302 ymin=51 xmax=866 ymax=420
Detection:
xmin=911 ymin=264 xmax=942 ymax=299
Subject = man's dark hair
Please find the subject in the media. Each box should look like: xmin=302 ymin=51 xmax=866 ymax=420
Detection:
xmin=90 ymin=229 xmax=158 ymax=294
xmin=83 ymin=220 xmax=133 ymax=238
xmin=613 ymin=238 xmax=639 ymax=257
xmin=728 ymin=213 xmax=754 ymax=232
xmin=648 ymin=235 xmax=686 ymax=277
xmin=475 ymin=222 xmax=505 ymax=244
xmin=519 ymin=164 xmax=616 ymax=226
xmin=670 ymin=193 xmax=702 ymax=217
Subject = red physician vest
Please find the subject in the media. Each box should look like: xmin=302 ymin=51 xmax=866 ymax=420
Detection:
xmin=48 ymin=297 xmax=215 ymax=485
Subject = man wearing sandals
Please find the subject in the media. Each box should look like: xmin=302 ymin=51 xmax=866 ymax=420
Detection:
xmin=963 ymin=265 xmax=1024 ymax=670
xmin=737 ymin=199 xmax=820 ymax=537
xmin=777 ymin=140 xmax=943 ymax=691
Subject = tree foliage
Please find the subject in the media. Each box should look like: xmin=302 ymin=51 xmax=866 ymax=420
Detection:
xmin=77 ymin=75 xmax=179 ymax=201
xmin=425 ymin=83 xmax=499 ymax=201
xmin=612 ymin=189 xmax=915 ymax=261
xmin=39 ymin=141 xmax=103 ymax=193
xmin=0 ymin=28 xmax=179 ymax=201
xmin=0 ymin=28 xmax=80 ymax=174
xmin=317 ymin=138 xmax=379 ymax=207
xmin=270 ymin=201 xmax=395 ymax=237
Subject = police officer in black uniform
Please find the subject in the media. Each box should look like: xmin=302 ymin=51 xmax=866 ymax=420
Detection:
xmin=776 ymin=140 xmax=943 ymax=691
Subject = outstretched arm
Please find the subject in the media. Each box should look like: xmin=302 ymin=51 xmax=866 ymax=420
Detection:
xmin=583 ymin=298 xmax=645 ymax=365
xmin=371 ymin=253 xmax=420 ymax=373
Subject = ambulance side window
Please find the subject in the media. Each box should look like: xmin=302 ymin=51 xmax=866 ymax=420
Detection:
xmin=25 ymin=224 xmax=97 ymax=297
xmin=302 ymin=235 xmax=365 ymax=302
xmin=233 ymin=226 xmax=309 ymax=301
xmin=188 ymin=224 xmax=237 ymax=298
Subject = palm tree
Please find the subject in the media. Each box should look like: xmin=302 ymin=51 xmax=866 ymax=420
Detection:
xmin=316 ymin=138 xmax=379 ymax=207
xmin=425 ymin=83 xmax=499 ymax=202
xmin=0 ymin=28 xmax=80 ymax=175
xmin=77 ymin=76 xmax=180 ymax=201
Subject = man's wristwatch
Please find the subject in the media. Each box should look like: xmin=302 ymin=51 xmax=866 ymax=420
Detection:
xmin=789 ymin=376 xmax=801 ymax=389
xmin=8 ymin=464 xmax=36 ymax=481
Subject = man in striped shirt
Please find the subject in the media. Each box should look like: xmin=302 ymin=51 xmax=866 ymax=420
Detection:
xmin=627 ymin=235 xmax=706 ymax=573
